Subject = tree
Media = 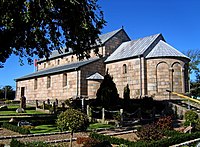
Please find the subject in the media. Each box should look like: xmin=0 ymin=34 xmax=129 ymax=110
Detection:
xmin=0 ymin=85 xmax=15 ymax=100
xmin=185 ymin=49 xmax=200 ymax=97
xmin=185 ymin=49 xmax=200 ymax=75
xmin=190 ymin=73 xmax=200 ymax=98
xmin=0 ymin=0 xmax=106 ymax=67
xmin=123 ymin=84 xmax=130 ymax=100
xmin=56 ymin=108 xmax=89 ymax=147
xmin=96 ymin=70 xmax=119 ymax=108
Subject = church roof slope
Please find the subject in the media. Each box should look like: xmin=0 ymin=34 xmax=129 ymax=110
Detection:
xmin=16 ymin=58 xmax=100 ymax=81
xmin=146 ymin=40 xmax=190 ymax=59
xmin=105 ymin=33 xmax=162 ymax=63
xmin=98 ymin=28 xmax=124 ymax=44
xmin=38 ymin=28 xmax=125 ymax=63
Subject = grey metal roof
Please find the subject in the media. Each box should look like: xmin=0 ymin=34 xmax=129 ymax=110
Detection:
xmin=16 ymin=58 xmax=100 ymax=81
xmin=105 ymin=33 xmax=161 ymax=63
xmin=86 ymin=72 xmax=104 ymax=80
xmin=38 ymin=29 xmax=123 ymax=62
xmin=98 ymin=28 xmax=123 ymax=45
xmin=146 ymin=40 xmax=190 ymax=59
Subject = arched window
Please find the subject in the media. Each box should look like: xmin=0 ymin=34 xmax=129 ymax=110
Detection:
xmin=47 ymin=76 xmax=51 ymax=88
xmin=57 ymin=59 xmax=60 ymax=65
xmin=123 ymin=64 xmax=127 ymax=74
xmin=63 ymin=73 xmax=67 ymax=87
xmin=34 ymin=78 xmax=38 ymax=90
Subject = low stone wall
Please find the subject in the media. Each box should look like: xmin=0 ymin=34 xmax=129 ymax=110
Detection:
xmin=168 ymin=101 xmax=200 ymax=119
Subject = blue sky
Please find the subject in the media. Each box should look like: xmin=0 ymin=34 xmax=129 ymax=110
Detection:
xmin=0 ymin=0 xmax=200 ymax=89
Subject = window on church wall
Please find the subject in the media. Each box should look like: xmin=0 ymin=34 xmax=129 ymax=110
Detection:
xmin=47 ymin=76 xmax=51 ymax=88
xmin=47 ymin=61 xmax=50 ymax=66
xmin=63 ymin=73 xmax=67 ymax=87
xmin=57 ymin=59 xmax=60 ymax=65
xmin=44 ymin=63 xmax=46 ymax=68
xmin=123 ymin=64 xmax=127 ymax=74
xmin=34 ymin=78 xmax=38 ymax=89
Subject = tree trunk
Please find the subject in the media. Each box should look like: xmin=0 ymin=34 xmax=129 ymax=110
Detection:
xmin=69 ymin=131 xmax=73 ymax=147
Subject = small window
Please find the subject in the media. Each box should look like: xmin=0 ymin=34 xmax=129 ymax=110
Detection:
xmin=63 ymin=73 xmax=67 ymax=87
xmin=57 ymin=59 xmax=60 ymax=65
xmin=123 ymin=64 xmax=127 ymax=74
xmin=47 ymin=76 xmax=51 ymax=88
xmin=44 ymin=63 xmax=46 ymax=68
xmin=71 ymin=56 xmax=74 ymax=62
xmin=34 ymin=78 xmax=38 ymax=89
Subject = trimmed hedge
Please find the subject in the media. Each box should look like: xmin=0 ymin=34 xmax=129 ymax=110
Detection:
xmin=2 ymin=122 xmax=30 ymax=134
xmin=90 ymin=132 xmax=200 ymax=147
xmin=10 ymin=139 xmax=49 ymax=147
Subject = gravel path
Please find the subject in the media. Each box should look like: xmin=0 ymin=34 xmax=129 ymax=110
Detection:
xmin=0 ymin=128 xmax=88 ymax=145
xmin=0 ymin=127 xmax=139 ymax=146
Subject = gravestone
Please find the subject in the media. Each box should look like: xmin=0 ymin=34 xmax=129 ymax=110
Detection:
xmin=20 ymin=96 xmax=26 ymax=109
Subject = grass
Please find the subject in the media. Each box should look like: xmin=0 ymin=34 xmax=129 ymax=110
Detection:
xmin=88 ymin=123 xmax=114 ymax=130
xmin=29 ymin=123 xmax=114 ymax=134
xmin=30 ymin=124 xmax=59 ymax=134
xmin=0 ymin=110 xmax=47 ymax=115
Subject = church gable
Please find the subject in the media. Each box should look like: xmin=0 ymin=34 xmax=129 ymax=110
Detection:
xmin=105 ymin=33 xmax=164 ymax=63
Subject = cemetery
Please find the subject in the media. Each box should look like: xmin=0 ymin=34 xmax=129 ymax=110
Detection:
xmin=0 ymin=73 xmax=200 ymax=146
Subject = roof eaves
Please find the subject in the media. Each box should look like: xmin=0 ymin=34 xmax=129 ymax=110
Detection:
xmin=105 ymin=55 xmax=142 ymax=64
xmin=16 ymin=58 xmax=100 ymax=81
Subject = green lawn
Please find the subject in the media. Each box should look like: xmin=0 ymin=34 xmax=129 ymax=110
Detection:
xmin=0 ymin=110 xmax=47 ymax=115
xmin=29 ymin=123 xmax=114 ymax=134
xmin=88 ymin=123 xmax=114 ymax=130
xmin=30 ymin=124 xmax=59 ymax=134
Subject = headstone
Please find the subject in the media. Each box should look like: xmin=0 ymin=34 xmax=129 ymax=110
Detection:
xmin=120 ymin=109 xmax=123 ymax=122
xmin=20 ymin=96 xmax=26 ymax=109
xmin=16 ymin=108 xmax=25 ymax=113
xmin=53 ymin=102 xmax=56 ymax=114
xmin=36 ymin=100 xmax=39 ymax=108
xmin=81 ymin=98 xmax=85 ymax=111
xmin=47 ymin=99 xmax=50 ymax=105
xmin=102 ymin=108 xmax=105 ymax=123
xmin=55 ymin=99 xmax=58 ymax=106
xmin=61 ymin=102 xmax=65 ymax=111
xmin=43 ymin=101 xmax=45 ymax=110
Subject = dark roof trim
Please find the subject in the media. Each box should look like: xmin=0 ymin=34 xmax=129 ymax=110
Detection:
xmin=37 ymin=52 xmax=73 ymax=64
xmin=145 ymin=56 xmax=190 ymax=61
xmin=16 ymin=58 xmax=100 ymax=81
xmin=105 ymin=54 xmax=143 ymax=64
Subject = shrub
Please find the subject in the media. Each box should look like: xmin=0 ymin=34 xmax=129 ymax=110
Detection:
xmin=2 ymin=122 xmax=30 ymax=134
xmin=4 ymin=100 xmax=12 ymax=104
xmin=162 ymin=130 xmax=182 ymax=137
xmin=10 ymin=139 xmax=25 ymax=147
xmin=123 ymin=84 xmax=130 ymax=100
xmin=195 ymin=119 xmax=200 ymax=131
xmin=184 ymin=110 xmax=199 ymax=126
xmin=90 ymin=132 xmax=200 ymax=147
xmin=90 ymin=132 xmax=131 ymax=145
xmin=136 ymin=124 xmax=163 ymax=141
xmin=77 ymin=137 xmax=90 ymax=144
xmin=156 ymin=115 xmax=173 ymax=130
xmin=10 ymin=139 xmax=49 ymax=147
xmin=96 ymin=71 xmax=119 ymax=108
xmin=82 ymin=137 xmax=100 ymax=147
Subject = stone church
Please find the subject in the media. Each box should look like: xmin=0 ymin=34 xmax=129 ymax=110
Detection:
xmin=15 ymin=28 xmax=190 ymax=100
